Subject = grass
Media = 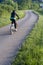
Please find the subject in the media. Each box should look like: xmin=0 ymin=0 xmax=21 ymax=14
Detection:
xmin=0 ymin=10 xmax=25 ymax=27
xmin=0 ymin=11 xmax=10 ymax=27
xmin=12 ymin=11 xmax=43 ymax=65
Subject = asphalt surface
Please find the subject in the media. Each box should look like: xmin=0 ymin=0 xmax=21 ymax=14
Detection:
xmin=0 ymin=11 xmax=38 ymax=65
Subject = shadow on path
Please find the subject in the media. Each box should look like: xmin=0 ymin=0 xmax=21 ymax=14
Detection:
xmin=0 ymin=31 xmax=11 ymax=36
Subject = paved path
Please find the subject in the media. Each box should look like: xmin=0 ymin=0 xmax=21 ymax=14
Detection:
xmin=0 ymin=11 xmax=38 ymax=65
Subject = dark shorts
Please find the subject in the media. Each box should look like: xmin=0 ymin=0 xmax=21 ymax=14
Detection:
xmin=10 ymin=19 xmax=17 ymax=28
xmin=10 ymin=19 xmax=16 ymax=24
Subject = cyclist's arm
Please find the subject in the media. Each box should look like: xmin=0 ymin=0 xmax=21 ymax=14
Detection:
xmin=15 ymin=13 xmax=19 ymax=19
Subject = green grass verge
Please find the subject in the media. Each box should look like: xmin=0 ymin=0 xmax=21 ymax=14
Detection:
xmin=12 ymin=12 xmax=43 ymax=65
xmin=0 ymin=10 xmax=25 ymax=28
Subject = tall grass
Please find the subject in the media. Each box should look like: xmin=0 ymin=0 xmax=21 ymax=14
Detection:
xmin=0 ymin=11 xmax=10 ymax=27
xmin=12 ymin=12 xmax=43 ymax=65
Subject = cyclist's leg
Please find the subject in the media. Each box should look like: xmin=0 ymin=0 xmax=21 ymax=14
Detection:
xmin=10 ymin=19 xmax=14 ymax=30
xmin=14 ymin=20 xmax=17 ymax=31
xmin=10 ymin=20 xmax=14 ymax=34
xmin=14 ymin=20 xmax=17 ymax=29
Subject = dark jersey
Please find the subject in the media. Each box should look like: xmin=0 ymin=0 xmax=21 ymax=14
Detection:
xmin=11 ymin=11 xmax=19 ymax=19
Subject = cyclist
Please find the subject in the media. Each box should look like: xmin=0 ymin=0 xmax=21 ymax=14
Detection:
xmin=10 ymin=10 xmax=19 ymax=31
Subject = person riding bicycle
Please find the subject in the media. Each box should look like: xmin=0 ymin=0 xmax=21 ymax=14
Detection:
xmin=10 ymin=10 xmax=19 ymax=31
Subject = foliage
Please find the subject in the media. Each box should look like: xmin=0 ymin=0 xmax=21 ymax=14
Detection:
xmin=15 ymin=0 xmax=40 ymax=10
xmin=0 ymin=4 xmax=14 ymax=13
xmin=0 ymin=0 xmax=41 ymax=10
xmin=17 ymin=0 xmax=32 ymax=9
xmin=38 ymin=8 xmax=43 ymax=15
xmin=32 ymin=2 xmax=40 ymax=11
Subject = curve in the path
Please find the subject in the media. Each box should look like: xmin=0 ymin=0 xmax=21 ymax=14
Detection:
xmin=0 ymin=11 xmax=38 ymax=65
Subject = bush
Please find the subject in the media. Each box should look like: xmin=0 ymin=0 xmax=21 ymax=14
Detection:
xmin=0 ymin=4 xmax=14 ymax=12
xmin=38 ymin=8 xmax=43 ymax=15
xmin=32 ymin=2 xmax=40 ymax=11
xmin=2 ymin=0 xmax=18 ymax=10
